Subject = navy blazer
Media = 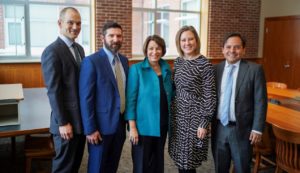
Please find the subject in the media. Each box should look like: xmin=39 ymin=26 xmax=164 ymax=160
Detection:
xmin=41 ymin=37 xmax=85 ymax=134
xmin=212 ymin=60 xmax=268 ymax=139
xmin=79 ymin=48 xmax=129 ymax=135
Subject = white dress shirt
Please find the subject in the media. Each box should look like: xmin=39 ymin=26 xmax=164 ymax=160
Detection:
xmin=217 ymin=60 xmax=240 ymax=122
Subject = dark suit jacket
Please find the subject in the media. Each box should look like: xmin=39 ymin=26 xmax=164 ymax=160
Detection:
xmin=212 ymin=60 xmax=268 ymax=139
xmin=79 ymin=48 xmax=129 ymax=135
xmin=41 ymin=37 xmax=85 ymax=135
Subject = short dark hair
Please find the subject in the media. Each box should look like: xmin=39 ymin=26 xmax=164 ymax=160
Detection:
xmin=102 ymin=21 xmax=123 ymax=36
xmin=175 ymin=26 xmax=201 ymax=57
xmin=59 ymin=7 xmax=80 ymax=21
xmin=223 ymin=32 xmax=246 ymax=48
xmin=143 ymin=35 xmax=166 ymax=57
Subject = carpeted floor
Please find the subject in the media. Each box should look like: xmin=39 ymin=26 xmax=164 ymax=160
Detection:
xmin=0 ymin=135 xmax=275 ymax=173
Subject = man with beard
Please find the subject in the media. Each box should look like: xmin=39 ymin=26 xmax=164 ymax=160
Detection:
xmin=79 ymin=21 xmax=128 ymax=173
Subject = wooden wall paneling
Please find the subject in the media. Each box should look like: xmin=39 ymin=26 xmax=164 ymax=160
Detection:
xmin=0 ymin=63 xmax=44 ymax=88
xmin=0 ymin=58 xmax=263 ymax=88
xmin=129 ymin=58 xmax=262 ymax=70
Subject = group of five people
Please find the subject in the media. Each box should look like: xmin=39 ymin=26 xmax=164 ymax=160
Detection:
xmin=41 ymin=7 xmax=267 ymax=173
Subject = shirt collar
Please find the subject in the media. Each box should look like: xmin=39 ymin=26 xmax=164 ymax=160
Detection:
xmin=103 ymin=45 xmax=119 ymax=65
xmin=59 ymin=34 xmax=74 ymax=48
xmin=225 ymin=59 xmax=241 ymax=68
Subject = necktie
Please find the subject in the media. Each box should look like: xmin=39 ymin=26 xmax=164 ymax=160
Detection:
xmin=220 ymin=65 xmax=235 ymax=126
xmin=72 ymin=43 xmax=81 ymax=67
xmin=114 ymin=56 xmax=125 ymax=114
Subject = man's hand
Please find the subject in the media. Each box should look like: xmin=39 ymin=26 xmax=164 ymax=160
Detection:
xmin=249 ymin=131 xmax=262 ymax=145
xmin=59 ymin=123 xmax=73 ymax=140
xmin=87 ymin=131 xmax=102 ymax=145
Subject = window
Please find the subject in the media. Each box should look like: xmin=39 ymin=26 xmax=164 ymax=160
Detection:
xmin=181 ymin=0 xmax=200 ymax=28
xmin=0 ymin=0 xmax=92 ymax=60
xmin=132 ymin=0 xmax=205 ymax=59
xmin=157 ymin=6 xmax=170 ymax=47
xmin=8 ymin=23 xmax=22 ymax=45
xmin=2 ymin=5 xmax=25 ymax=56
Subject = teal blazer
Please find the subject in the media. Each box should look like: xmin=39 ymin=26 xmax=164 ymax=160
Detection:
xmin=125 ymin=57 xmax=173 ymax=137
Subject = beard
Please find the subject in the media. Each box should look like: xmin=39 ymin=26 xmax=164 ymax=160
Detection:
xmin=104 ymin=40 xmax=122 ymax=53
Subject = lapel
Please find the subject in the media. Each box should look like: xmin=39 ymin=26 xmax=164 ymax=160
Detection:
xmin=216 ymin=61 xmax=225 ymax=96
xmin=98 ymin=49 xmax=118 ymax=90
xmin=160 ymin=59 xmax=171 ymax=82
xmin=141 ymin=58 xmax=171 ymax=81
xmin=57 ymin=37 xmax=79 ymax=70
xmin=235 ymin=60 xmax=249 ymax=97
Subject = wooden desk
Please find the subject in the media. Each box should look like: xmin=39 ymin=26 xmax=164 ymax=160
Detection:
xmin=0 ymin=88 xmax=50 ymax=137
xmin=267 ymin=103 xmax=300 ymax=133
xmin=267 ymin=87 xmax=300 ymax=111
xmin=267 ymin=86 xmax=300 ymax=99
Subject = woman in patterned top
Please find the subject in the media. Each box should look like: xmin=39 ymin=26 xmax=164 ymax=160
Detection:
xmin=168 ymin=26 xmax=217 ymax=173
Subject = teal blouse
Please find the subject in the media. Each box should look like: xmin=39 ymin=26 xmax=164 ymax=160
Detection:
xmin=125 ymin=57 xmax=173 ymax=137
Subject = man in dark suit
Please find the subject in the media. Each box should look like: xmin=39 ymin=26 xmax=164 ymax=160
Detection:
xmin=211 ymin=32 xmax=268 ymax=173
xmin=41 ymin=7 xmax=86 ymax=173
xmin=79 ymin=22 xmax=129 ymax=173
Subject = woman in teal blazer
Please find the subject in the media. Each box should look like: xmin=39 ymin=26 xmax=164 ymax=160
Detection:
xmin=125 ymin=35 xmax=173 ymax=173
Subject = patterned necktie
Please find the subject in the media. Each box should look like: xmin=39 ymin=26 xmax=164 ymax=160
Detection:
xmin=220 ymin=65 xmax=235 ymax=126
xmin=114 ymin=56 xmax=125 ymax=114
xmin=72 ymin=43 xmax=81 ymax=67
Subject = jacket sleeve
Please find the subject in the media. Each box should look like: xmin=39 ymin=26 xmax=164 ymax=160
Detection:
xmin=125 ymin=65 xmax=139 ymax=120
xmin=41 ymin=47 xmax=68 ymax=126
xmin=252 ymin=65 xmax=268 ymax=132
xmin=199 ymin=62 xmax=217 ymax=129
xmin=79 ymin=58 xmax=98 ymax=135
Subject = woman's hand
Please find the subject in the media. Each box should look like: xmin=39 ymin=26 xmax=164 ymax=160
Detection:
xmin=129 ymin=127 xmax=139 ymax=145
xmin=197 ymin=127 xmax=207 ymax=139
xmin=129 ymin=120 xmax=139 ymax=145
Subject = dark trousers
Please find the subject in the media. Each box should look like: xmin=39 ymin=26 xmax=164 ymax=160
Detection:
xmin=132 ymin=129 xmax=167 ymax=173
xmin=212 ymin=121 xmax=252 ymax=173
xmin=87 ymin=120 xmax=126 ymax=173
xmin=52 ymin=134 xmax=86 ymax=173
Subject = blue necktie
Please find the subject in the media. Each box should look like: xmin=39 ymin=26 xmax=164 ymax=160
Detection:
xmin=220 ymin=65 xmax=235 ymax=126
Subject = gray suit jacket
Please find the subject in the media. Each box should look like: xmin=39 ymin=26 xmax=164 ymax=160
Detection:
xmin=212 ymin=60 xmax=268 ymax=139
xmin=41 ymin=37 xmax=85 ymax=135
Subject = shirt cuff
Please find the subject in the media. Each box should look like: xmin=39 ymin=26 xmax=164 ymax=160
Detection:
xmin=251 ymin=130 xmax=262 ymax=135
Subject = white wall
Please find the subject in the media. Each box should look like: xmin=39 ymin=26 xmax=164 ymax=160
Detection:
xmin=258 ymin=0 xmax=300 ymax=57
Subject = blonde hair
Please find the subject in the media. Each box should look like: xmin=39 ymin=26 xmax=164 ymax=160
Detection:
xmin=175 ymin=26 xmax=201 ymax=57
